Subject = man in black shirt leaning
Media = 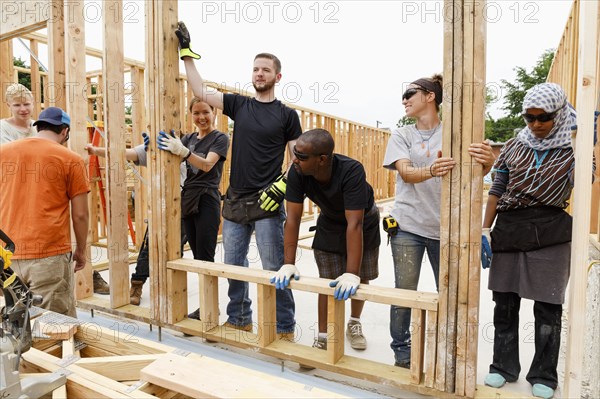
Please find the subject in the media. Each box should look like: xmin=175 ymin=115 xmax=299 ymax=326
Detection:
xmin=176 ymin=22 xmax=301 ymax=337
xmin=272 ymin=129 xmax=381 ymax=352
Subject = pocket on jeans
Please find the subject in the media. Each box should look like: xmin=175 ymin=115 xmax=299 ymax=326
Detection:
xmin=50 ymin=278 xmax=70 ymax=315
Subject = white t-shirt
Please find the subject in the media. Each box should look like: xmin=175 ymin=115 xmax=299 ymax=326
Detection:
xmin=382 ymin=124 xmax=443 ymax=240
xmin=0 ymin=119 xmax=36 ymax=144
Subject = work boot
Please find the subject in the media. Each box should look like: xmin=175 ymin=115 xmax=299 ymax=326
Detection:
xmin=129 ymin=280 xmax=144 ymax=306
xmin=346 ymin=319 xmax=367 ymax=350
xmin=93 ymin=271 xmax=110 ymax=295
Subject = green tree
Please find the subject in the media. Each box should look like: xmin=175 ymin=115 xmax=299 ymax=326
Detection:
xmin=500 ymin=49 xmax=555 ymax=118
xmin=13 ymin=57 xmax=32 ymax=89
xmin=485 ymin=49 xmax=555 ymax=142
xmin=396 ymin=115 xmax=416 ymax=127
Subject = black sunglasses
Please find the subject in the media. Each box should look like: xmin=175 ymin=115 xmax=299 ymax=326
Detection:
xmin=402 ymin=87 xmax=428 ymax=101
xmin=293 ymin=145 xmax=312 ymax=161
xmin=522 ymin=112 xmax=556 ymax=123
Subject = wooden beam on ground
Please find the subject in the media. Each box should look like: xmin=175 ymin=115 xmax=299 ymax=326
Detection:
xmin=564 ymin=0 xmax=599 ymax=396
xmin=140 ymin=353 xmax=346 ymax=398
xmin=145 ymin=0 xmax=182 ymax=323
xmin=102 ymin=0 xmax=129 ymax=308
xmin=0 ymin=0 xmax=49 ymax=42
xmin=47 ymin=0 xmax=65 ymax=109
xmin=64 ymin=0 xmax=94 ymax=301
xmin=76 ymin=354 xmax=162 ymax=381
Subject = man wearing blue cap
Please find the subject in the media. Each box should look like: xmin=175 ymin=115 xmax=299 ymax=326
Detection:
xmin=0 ymin=107 xmax=90 ymax=317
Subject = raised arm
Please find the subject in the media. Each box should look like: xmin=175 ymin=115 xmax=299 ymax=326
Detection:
xmin=176 ymin=22 xmax=223 ymax=110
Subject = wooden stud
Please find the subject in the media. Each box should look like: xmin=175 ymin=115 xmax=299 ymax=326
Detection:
xmin=167 ymin=268 xmax=187 ymax=324
xmin=257 ymin=284 xmax=277 ymax=347
xmin=102 ymin=0 xmax=129 ymax=308
xmin=198 ymin=274 xmax=219 ymax=332
xmin=424 ymin=310 xmax=438 ymax=388
xmin=327 ymin=296 xmax=344 ymax=364
xmin=0 ymin=40 xmax=14 ymax=119
xmin=47 ymin=0 xmax=65 ymax=109
xmin=410 ymin=309 xmax=425 ymax=385
xmin=564 ymin=0 xmax=598 ymax=396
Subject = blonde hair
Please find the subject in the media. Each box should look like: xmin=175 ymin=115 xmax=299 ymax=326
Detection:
xmin=5 ymin=83 xmax=33 ymax=103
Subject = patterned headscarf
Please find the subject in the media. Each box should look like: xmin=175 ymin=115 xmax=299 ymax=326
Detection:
xmin=516 ymin=83 xmax=576 ymax=151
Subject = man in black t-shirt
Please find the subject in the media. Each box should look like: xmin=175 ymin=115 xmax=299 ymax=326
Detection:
xmin=177 ymin=23 xmax=301 ymax=336
xmin=272 ymin=129 xmax=380 ymax=352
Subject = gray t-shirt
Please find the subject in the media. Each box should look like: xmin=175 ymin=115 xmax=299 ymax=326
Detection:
xmin=0 ymin=119 xmax=36 ymax=144
xmin=383 ymin=124 xmax=443 ymax=240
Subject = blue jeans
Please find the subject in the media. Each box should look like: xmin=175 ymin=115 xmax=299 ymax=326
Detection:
xmin=389 ymin=230 xmax=440 ymax=365
xmin=222 ymin=210 xmax=295 ymax=333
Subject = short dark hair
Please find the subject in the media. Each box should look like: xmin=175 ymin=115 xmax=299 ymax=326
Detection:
xmin=299 ymin=128 xmax=334 ymax=156
xmin=254 ymin=53 xmax=281 ymax=74
xmin=35 ymin=121 xmax=68 ymax=134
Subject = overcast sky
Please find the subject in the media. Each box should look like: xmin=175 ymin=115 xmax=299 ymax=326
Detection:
xmin=13 ymin=0 xmax=574 ymax=129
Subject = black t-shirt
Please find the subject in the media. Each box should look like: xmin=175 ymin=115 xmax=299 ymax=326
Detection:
xmin=181 ymin=130 xmax=229 ymax=190
xmin=286 ymin=154 xmax=380 ymax=254
xmin=223 ymin=93 xmax=302 ymax=194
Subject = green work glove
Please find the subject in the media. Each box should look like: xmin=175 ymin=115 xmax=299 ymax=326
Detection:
xmin=259 ymin=174 xmax=286 ymax=211
xmin=175 ymin=21 xmax=201 ymax=60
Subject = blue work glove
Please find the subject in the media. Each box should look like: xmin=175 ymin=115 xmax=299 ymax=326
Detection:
xmin=259 ymin=174 xmax=286 ymax=211
xmin=329 ymin=273 xmax=360 ymax=300
xmin=270 ymin=264 xmax=300 ymax=290
xmin=157 ymin=130 xmax=190 ymax=159
xmin=175 ymin=21 xmax=201 ymax=60
xmin=142 ymin=132 xmax=149 ymax=151
xmin=481 ymin=228 xmax=492 ymax=269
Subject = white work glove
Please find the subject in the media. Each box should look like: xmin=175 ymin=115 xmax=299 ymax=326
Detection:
xmin=270 ymin=264 xmax=300 ymax=290
xmin=157 ymin=130 xmax=190 ymax=159
xmin=329 ymin=273 xmax=360 ymax=300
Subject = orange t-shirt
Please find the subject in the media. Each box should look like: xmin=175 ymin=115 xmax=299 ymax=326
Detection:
xmin=0 ymin=137 xmax=90 ymax=259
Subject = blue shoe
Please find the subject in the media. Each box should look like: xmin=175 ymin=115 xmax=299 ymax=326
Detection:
xmin=484 ymin=373 xmax=506 ymax=388
xmin=532 ymin=383 xmax=554 ymax=399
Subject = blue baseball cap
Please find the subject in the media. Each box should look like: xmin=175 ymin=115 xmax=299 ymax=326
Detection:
xmin=33 ymin=107 xmax=71 ymax=127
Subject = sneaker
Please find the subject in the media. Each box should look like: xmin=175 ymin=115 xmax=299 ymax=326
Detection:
xmin=312 ymin=337 xmax=327 ymax=350
xmin=187 ymin=308 xmax=200 ymax=320
xmin=93 ymin=271 xmax=110 ymax=295
xmin=532 ymin=384 xmax=554 ymax=399
xmin=299 ymin=337 xmax=327 ymax=370
xmin=484 ymin=373 xmax=506 ymax=388
xmin=346 ymin=319 xmax=367 ymax=350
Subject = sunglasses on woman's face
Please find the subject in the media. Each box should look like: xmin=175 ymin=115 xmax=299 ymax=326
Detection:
xmin=522 ymin=112 xmax=556 ymax=123
xmin=402 ymin=88 xmax=428 ymax=101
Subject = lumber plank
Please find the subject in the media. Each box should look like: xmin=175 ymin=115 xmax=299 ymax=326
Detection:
xmin=141 ymin=353 xmax=346 ymax=398
xmin=410 ymin=309 xmax=425 ymax=385
xmin=424 ymin=310 xmax=438 ymax=388
xmin=199 ymin=274 xmax=219 ymax=331
xmin=564 ymin=1 xmax=599 ymax=396
xmin=76 ymin=354 xmax=161 ymax=381
xmin=102 ymin=0 xmax=130 ymax=308
xmin=327 ymin=296 xmax=345 ymax=364
xmin=257 ymin=284 xmax=277 ymax=347
xmin=47 ymin=0 xmax=65 ymax=109
xmin=0 ymin=0 xmax=49 ymax=42
xmin=168 ymin=260 xmax=438 ymax=310
xmin=167 ymin=269 xmax=187 ymax=324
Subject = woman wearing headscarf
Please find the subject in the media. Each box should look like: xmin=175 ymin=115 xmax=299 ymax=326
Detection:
xmin=483 ymin=83 xmax=586 ymax=399
xmin=383 ymin=74 xmax=495 ymax=368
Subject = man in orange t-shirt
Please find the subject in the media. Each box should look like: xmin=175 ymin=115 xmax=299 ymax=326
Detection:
xmin=0 ymin=107 xmax=89 ymax=317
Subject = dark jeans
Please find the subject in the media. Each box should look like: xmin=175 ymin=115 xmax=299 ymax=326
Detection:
xmin=183 ymin=193 xmax=221 ymax=262
xmin=131 ymin=221 xmax=188 ymax=283
xmin=489 ymin=291 xmax=562 ymax=389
